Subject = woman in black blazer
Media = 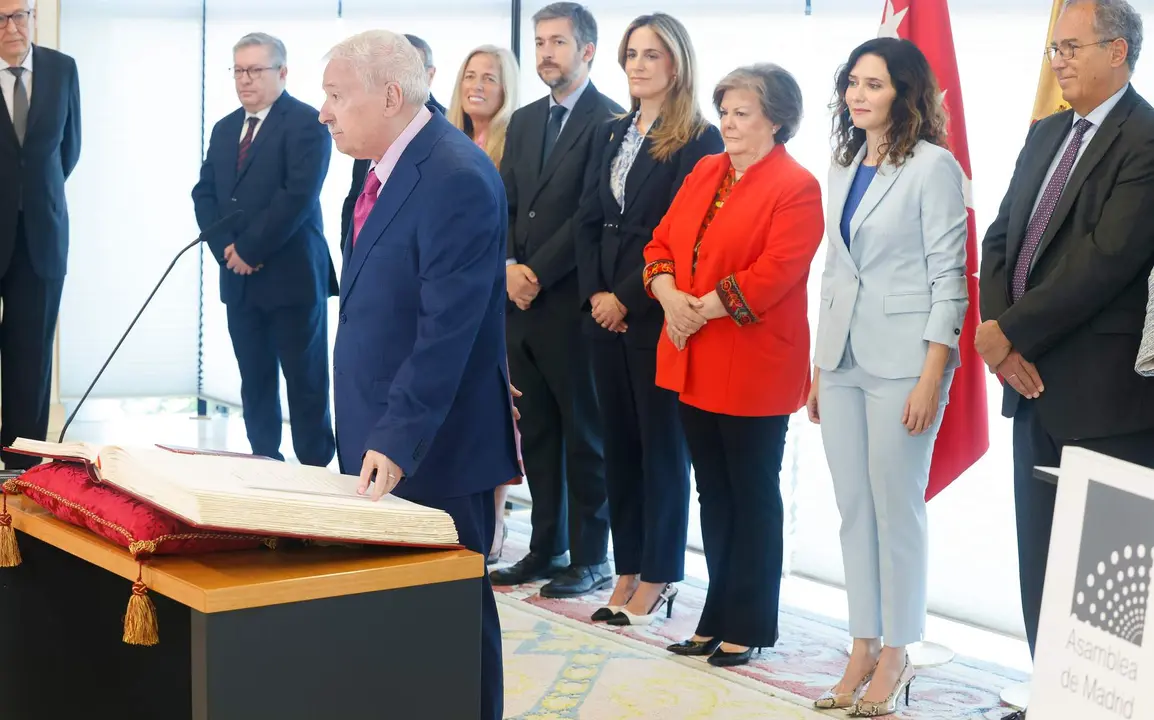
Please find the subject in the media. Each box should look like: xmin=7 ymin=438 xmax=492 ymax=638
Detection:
xmin=575 ymin=12 xmax=723 ymax=626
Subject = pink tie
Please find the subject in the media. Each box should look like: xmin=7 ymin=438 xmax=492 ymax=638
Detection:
xmin=351 ymin=170 xmax=382 ymax=247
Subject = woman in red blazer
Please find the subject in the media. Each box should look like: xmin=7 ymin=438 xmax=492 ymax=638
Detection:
xmin=643 ymin=63 xmax=823 ymax=667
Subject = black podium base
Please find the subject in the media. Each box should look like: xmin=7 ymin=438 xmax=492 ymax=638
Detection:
xmin=0 ymin=532 xmax=481 ymax=719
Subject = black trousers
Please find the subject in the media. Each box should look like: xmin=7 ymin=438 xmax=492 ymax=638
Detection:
xmin=507 ymin=312 xmax=608 ymax=566
xmin=226 ymin=300 xmax=335 ymax=467
xmin=0 ymin=215 xmax=64 ymax=470
xmin=680 ymin=403 xmax=789 ymax=648
xmin=1013 ymin=399 xmax=1154 ymax=657
xmin=592 ymin=338 xmax=690 ymax=582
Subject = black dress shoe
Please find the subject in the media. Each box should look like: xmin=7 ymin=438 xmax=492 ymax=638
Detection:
xmin=708 ymin=646 xmax=762 ymax=667
xmin=666 ymin=637 xmax=722 ymax=656
xmin=1002 ymin=711 xmax=1026 ymax=720
xmin=539 ymin=561 xmax=612 ymax=598
xmin=488 ymin=551 xmax=568 ymax=586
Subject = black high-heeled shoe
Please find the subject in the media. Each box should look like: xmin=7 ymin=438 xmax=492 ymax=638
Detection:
xmin=486 ymin=524 xmax=508 ymax=565
xmin=591 ymin=606 xmax=620 ymax=622
xmin=607 ymin=584 xmax=677 ymax=626
xmin=666 ymin=637 xmax=722 ymax=656
xmin=708 ymin=646 xmax=762 ymax=667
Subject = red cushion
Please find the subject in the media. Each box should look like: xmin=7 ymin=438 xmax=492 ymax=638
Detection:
xmin=2 ymin=461 xmax=272 ymax=558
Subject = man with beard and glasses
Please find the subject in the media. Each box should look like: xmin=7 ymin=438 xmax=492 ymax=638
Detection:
xmin=490 ymin=2 xmax=622 ymax=598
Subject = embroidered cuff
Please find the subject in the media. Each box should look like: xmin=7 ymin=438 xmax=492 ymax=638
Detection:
xmin=717 ymin=274 xmax=759 ymax=326
xmin=642 ymin=260 xmax=675 ymax=297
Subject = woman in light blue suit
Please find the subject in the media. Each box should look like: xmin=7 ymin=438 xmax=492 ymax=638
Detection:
xmin=806 ymin=38 xmax=967 ymax=717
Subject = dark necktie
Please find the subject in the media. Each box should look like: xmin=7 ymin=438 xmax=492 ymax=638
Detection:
xmin=8 ymin=67 xmax=28 ymax=146
xmin=237 ymin=116 xmax=259 ymax=171
xmin=1011 ymin=118 xmax=1093 ymax=302
xmin=541 ymin=105 xmax=568 ymax=167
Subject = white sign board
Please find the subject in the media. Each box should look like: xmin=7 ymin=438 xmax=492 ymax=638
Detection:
xmin=1029 ymin=447 xmax=1154 ymax=719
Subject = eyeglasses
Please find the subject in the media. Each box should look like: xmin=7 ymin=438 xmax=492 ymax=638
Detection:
xmin=231 ymin=65 xmax=281 ymax=80
xmin=1045 ymin=37 xmax=1120 ymax=61
xmin=0 ymin=10 xmax=32 ymax=29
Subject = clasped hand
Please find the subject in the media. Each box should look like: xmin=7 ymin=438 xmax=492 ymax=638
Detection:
xmin=507 ymin=264 xmax=540 ymax=311
xmin=224 ymin=243 xmax=259 ymax=275
xmin=975 ymin=320 xmax=1042 ymax=399
xmin=590 ymin=292 xmax=628 ymax=333
xmin=658 ymin=289 xmax=728 ymax=350
xmin=659 ymin=291 xmax=706 ymax=350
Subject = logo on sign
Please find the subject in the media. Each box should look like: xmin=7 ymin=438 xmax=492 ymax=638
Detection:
xmin=1071 ymin=481 xmax=1154 ymax=647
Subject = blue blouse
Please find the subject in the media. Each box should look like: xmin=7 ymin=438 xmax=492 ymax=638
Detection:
xmin=840 ymin=163 xmax=877 ymax=249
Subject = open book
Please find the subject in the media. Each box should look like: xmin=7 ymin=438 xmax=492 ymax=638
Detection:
xmin=6 ymin=438 xmax=459 ymax=548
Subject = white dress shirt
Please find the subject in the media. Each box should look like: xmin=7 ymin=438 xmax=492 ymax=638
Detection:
xmin=1 ymin=48 xmax=33 ymax=125
xmin=238 ymin=103 xmax=273 ymax=142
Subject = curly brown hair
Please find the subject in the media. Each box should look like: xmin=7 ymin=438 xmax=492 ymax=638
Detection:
xmin=831 ymin=37 xmax=947 ymax=168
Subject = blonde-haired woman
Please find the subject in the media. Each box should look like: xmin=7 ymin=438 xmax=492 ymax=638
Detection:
xmin=574 ymin=12 xmax=722 ymax=625
xmin=448 ymin=45 xmax=519 ymax=170
xmin=449 ymin=44 xmax=522 ymax=562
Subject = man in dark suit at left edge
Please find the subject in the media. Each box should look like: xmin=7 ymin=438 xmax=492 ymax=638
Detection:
xmin=0 ymin=1 xmax=80 ymax=469
xmin=339 ymin=33 xmax=444 ymax=249
xmin=193 ymin=33 xmax=337 ymax=467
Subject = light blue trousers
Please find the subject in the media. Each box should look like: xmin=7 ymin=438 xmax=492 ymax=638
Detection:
xmin=818 ymin=364 xmax=953 ymax=647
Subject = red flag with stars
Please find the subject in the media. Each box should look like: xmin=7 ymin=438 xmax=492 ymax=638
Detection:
xmin=878 ymin=0 xmax=989 ymax=500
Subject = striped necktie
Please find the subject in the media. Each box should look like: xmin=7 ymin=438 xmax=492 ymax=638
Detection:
xmin=237 ymin=117 xmax=259 ymax=171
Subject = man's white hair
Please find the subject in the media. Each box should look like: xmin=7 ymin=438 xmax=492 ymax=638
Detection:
xmin=326 ymin=30 xmax=429 ymax=106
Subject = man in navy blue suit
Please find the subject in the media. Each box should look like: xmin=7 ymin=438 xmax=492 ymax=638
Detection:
xmin=321 ymin=29 xmax=520 ymax=720
xmin=193 ymin=33 xmax=337 ymax=467
xmin=0 ymin=1 xmax=80 ymax=469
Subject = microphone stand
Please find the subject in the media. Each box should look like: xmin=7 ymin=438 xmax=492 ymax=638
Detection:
xmin=58 ymin=210 xmax=244 ymax=443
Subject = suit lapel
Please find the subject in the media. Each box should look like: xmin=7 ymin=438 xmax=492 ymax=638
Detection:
xmin=1030 ymin=91 xmax=1134 ymax=267
xmin=523 ymin=99 xmax=548 ymax=191
xmin=1007 ymin=116 xmax=1070 ymax=268
xmin=220 ymin=110 xmax=244 ymax=187
xmin=339 ymin=113 xmax=447 ymax=307
xmin=599 ymin=117 xmax=628 ymax=208
xmin=827 ymin=150 xmax=860 ymax=269
xmin=848 ymin=150 xmax=903 ymax=245
xmin=533 ymin=85 xmax=600 ymax=200
xmin=339 ymin=163 xmax=420 ymax=307
xmin=623 ymin=120 xmax=658 ymax=214
xmin=233 ymin=94 xmax=288 ymax=190
xmin=23 ymin=46 xmax=47 ymax=137
xmin=0 ymin=92 xmax=15 ymax=148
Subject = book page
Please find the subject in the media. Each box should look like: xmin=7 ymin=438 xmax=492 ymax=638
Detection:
xmin=230 ymin=462 xmax=445 ymax=515
xmin=8 ymin=438 xmax=100 ymax=463
xmin=234 ymin=461 xmax=363 ymax=499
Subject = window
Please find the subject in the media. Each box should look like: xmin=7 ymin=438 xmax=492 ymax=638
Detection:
xmin=58 ymin=1 xmax=204 ymax=399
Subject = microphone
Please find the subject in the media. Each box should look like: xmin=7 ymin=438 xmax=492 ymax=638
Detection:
xmin=57 ymin=210 xmax=245 ymax=443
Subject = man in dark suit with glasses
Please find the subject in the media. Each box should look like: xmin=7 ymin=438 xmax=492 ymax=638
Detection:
xmin=0 ymin=0 xmax=81 ymax=469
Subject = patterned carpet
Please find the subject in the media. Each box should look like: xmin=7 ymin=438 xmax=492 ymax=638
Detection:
xmin=494 ymin=518 xmax=1028 ymax=719
xmin=499 ymin=599 xmax=827 ymax=719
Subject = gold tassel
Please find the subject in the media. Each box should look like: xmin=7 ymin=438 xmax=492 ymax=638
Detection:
xmin=0 ymin=489 xmax=21 ymax=568
xmin=123 ymin=564 xmax=158 ymax=646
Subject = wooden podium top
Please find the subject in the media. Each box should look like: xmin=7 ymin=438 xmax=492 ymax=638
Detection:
xmin=6 ymin=494 xmax=484 ymax=613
